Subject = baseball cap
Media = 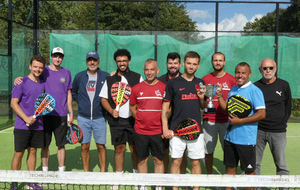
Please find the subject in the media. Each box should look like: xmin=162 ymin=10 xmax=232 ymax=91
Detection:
xmin=51 ymin=47 xmax=64 ymax=56
xmin=86 ymin=51 xmax=99 ymax=59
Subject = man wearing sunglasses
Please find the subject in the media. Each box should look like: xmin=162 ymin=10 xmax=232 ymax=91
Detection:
xmin=254 ymin=58 xmax=292 ymax=177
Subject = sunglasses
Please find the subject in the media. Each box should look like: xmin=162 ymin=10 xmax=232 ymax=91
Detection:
xmin=262 ymin=66 xmax=275 ymax=71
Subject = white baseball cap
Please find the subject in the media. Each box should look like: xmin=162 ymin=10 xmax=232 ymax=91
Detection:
xmin=51 ymin=47 xmax=64 ymax=56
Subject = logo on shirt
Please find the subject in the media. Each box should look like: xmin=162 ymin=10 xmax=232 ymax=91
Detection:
xmin=182 ymin=93 xmax=198 ymax=100
xmin=87 ymin=81 xmax=96 ymax=91
xmin=223 ymin=82 xmax=229 ymax=89
xmin=60 ymin=77 xmax=66 ymax=83
xmin=276 ymin=91 xmax=282 ymax=96
xmin=179 ymin=88 xmax=185 ymax=91
xmin=140 ymin=92 xmax=144 ymax=96
xmin=155 ymin=90 xmax=162 ymax=97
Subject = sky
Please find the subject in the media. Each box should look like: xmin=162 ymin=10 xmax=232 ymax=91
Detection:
xmin=185 ymin=1 xmax=290 ymax=38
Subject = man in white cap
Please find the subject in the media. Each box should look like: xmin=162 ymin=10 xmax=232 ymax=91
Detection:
xmin=72 ymin=51 xmax=109 ymax=172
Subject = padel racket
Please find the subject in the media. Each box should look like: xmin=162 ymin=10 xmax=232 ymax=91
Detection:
xmin=66 ymin=123 xmax=83 ymax=144
xmin=26 ymin=93 xmax=56 ymax=126
xmin=227 ymin=95 xmax=253 ymax=131
xmin=162 ymin=118 xmax=201 ymax=141
xmin=111 ymin=82 xmax=131 ymax=111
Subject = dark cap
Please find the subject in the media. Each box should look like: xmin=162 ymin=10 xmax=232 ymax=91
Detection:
xmin=86 ymin=51 xmax=99 ymax=59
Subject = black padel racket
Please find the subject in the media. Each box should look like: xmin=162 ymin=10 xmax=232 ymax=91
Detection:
xmin=162 ymin=118 xmax=201 ymax=141
xmin=26 ymin=93 xmax=56 ymax=126
xmin=227 ymin=94 xmax=253 ymax=131
xmin=66 ymin=123 xmax=83 ymax=144
xmin=111 ymin=82 xmax=131 ymax=111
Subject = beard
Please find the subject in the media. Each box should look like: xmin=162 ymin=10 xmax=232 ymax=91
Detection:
xmin=213 ymin=65 xmax=224 ymax=72
xmin=167 ymin=69 xmax=179 ymax=77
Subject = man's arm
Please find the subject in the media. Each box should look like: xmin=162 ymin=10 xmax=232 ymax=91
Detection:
xmin=11 ymin=98 xmax=36 ymax=125
xmin=129 ymin=104 xmax=137 ymax=119
xmin=228 ymin=109 xmax=266 ymax=126
xmin=101 ymin=98 xmax=119 ymax=118
xmin=216 ymin=82 xmax=227 ymax=111
xmin=67 ymin=89 xmax=73 ymax=123
xmin=161 ymin=101 xmax=173 ymax=138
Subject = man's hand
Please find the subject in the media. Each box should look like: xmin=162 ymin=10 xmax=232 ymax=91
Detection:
xmin=216 ymin=82 xmax=223 ymax=98
xmin=14 ymin=77 xmax=23 ymax=85
xmin=25 ymin=116 xmax=36 ymax=126
xmin=163 ymin=129 xmax=174 ymax=139
xmin=112 ymin=109 xmax=119 ymax=118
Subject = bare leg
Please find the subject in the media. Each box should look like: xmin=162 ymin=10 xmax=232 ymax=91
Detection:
xmin=114 ymin=143 xmax=126 ymax=172
xmin=96 ymin=143 xmax=106 ymax=172
xmin=226 ymin=166 xmax=237 ymax=190
xmin=81 ymin=143 xmax=90 ymax=172
xmin=205 ymin=153 xmax=214 ymax=174
xmin=41 ymin=146 xmax=49 ymax=168
xmin=11 ymin=150 xmax=25 ymax=170
xmin=138 ymin=156 xmax=149 ymax=173
xmin=153 ymin=156 xmax=164 ymax=174
xmin=57 ymin=146 xmax=65 ymax=168
xmin=170 ymin=157 xmax=182 ymax=190
xmin=129 ymin=144 xmax=138 ymax=170
xmin=180 ymin=151 xmax=187 ymax=174
xmin=27 ymin=147 xmax=37 ymax=171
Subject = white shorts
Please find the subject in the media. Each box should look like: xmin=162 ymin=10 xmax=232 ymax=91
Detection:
xmin=203 ymin=121 xmax=227 ymax=154
xmin=169 ymin=134 xmax=205 ymax=159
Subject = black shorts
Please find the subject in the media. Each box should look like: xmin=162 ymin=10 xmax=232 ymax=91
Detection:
xmin=134 ymin=133 xmax=164 ymax=160
xmin=110 ymin=124 xmax=135 ymax=146
xmin=44 ymin=115 xmax=68 ymax=147
xmin=224 ymin=140 xmax=256 ymax=173
xmin=163 ymin=138 xmax=169 ymax=150
xmin=14 ymin=129 xmax=44 ymax=151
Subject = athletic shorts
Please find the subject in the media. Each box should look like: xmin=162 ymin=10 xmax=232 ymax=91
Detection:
xmin=44 ymin=115 xmax=68 ymax=147
xmin=169 ymin=134 xmax=205 ymax=159
xmin=203 ymin=121 xmax=227 ymax=154
xmin=134 ymin=133 xmax=164 ymax=160
xmin=110 ymin=124 xmax=135 ymax=146
xmin=78 ymin=115 xmax=107 ymax=145
xmin=14 ymin=129 xmax=44 ymax=151
xmin=224 ymin=140 xmax=256 ymax=173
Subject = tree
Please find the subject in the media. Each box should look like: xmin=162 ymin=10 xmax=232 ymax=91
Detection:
xmin=243 ymin=0 xmax=300 ymax=32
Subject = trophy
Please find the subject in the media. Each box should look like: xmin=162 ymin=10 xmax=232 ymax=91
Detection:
xmin=204 ymin=84 xmax=217 ymax=114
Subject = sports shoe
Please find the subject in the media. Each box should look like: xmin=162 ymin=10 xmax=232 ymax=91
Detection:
xmin=10 ymin=182 xmax=18 ymax=190
xmin=26 ymin=183 xmax=42 ymax=190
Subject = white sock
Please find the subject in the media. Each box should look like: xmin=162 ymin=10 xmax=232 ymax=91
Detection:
xmin=116 ymin=171 xmax=124 ymax=174
xmin=58 ymin=166 xmax=65 ymax=172
xmin=42 ymin=167 xmax=48 ymax=172
xmin=133 ymin=169 xmax=138 ymax=173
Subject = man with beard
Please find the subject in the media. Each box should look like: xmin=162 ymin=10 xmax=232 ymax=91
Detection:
xmin=162 ymin=51 xmax=206 ymax=190
xmin=157 ymin=52 xmax=187 ymax=174
xmin=254 ymin=58 xmax=291 ymax=178
xmin=72 ymin=51 xmax=109 ymax=172
xmin=99 ymin=49 xmax=143 ymax=174
xmin=202 ymin=52 xmax=236 ymax=174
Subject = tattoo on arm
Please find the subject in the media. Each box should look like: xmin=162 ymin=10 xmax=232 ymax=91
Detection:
xmin=165 ymin=112 xmax=169 ymax=119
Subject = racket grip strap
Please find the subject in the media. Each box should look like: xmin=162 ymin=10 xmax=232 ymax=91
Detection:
xmin=116 ymin=106 xmax=120 ymax=111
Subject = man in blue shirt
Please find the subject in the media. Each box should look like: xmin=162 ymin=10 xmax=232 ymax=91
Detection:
xmin=72 ymin=51 xmax=109 ymax=172
xmin=217 ymin=62 xmax=266 ymax=179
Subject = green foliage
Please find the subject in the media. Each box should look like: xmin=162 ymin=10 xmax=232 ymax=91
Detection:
xmin=243 ymin=0 xmax=300 ymax=32
xmin=292 ymin=99 xmax=300 ymax=117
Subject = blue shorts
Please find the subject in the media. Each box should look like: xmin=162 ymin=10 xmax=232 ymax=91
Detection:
xmin=77 ymin=115 xmax=107 ymax=145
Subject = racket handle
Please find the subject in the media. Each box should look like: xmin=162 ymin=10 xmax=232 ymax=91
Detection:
xmin=161 ymin=131 xmax=174 ymax=139
xmin=116 ymin=105 xmax=120 ymax=111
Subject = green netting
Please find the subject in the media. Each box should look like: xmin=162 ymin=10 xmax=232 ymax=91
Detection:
xmin=50 ymin=33 xmax=300 ymax=98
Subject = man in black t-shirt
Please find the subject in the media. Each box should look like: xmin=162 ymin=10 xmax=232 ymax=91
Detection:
xmin=254 ymin=58 xmax=291 ymax=176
